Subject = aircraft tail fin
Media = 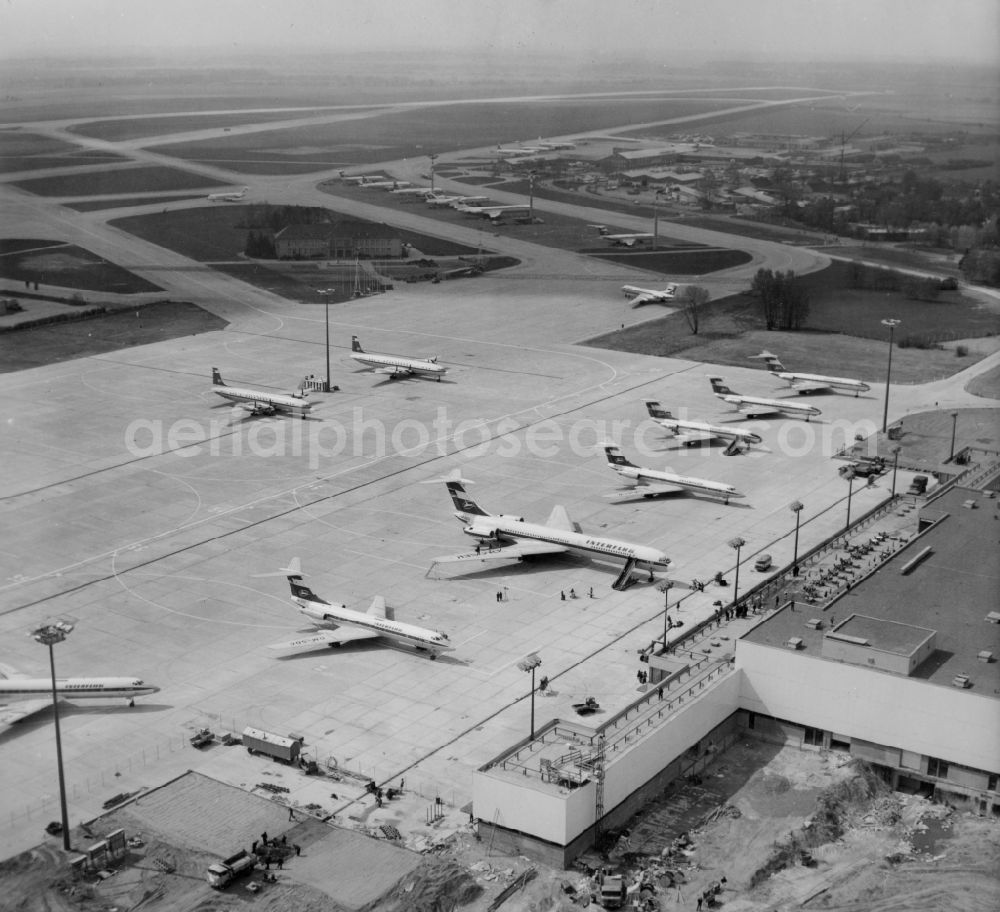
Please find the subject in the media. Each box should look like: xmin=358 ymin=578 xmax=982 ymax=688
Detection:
xmin=709 ymin=376 xmax=736 ymax=396
xmin=366 ymin=596 xmax=388 ymax=618
xmin=282 ymin=559 xmax=330 ymax=605
xmin=351 ymin=335 xmax=364 ymax=353
xmin=212 ymin=367 xmax=225 ymax=386
xmin=755 ymin=350 xmax=785 ymax=371
xmin=644 ymin=400 xmax=673 ymax=420
xmin=604 ymin=444 xmax=636 ymax=469
xmin=446 ymin=480 xmax=489 ymax=516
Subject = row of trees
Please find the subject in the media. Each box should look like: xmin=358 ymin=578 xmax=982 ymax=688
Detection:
xmin=244 ymin=231 xmax=276 ymax=258
xmin=750 ymin=269 xmax=810 ymax=330
xmin=235 ymin=205 xmax=330 ymax=231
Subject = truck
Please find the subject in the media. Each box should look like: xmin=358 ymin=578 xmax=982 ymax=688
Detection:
xmin=206 ymin=849 xmax=256 ymax=888
xmin=599 ymin=873 xmax=627 ymax=908
xmin=189 ymin=728 xmax=214 ymax=749
xmin=242 ymin=726 xmax=302 ymax=764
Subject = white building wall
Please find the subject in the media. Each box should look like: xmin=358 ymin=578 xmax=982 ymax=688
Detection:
xmin=473 ymin=673 xmax=742 ymax=846
xmin=738 ymin=642 xmax=1000 ymax=773
xmin=601 ymin=674 xmax=741 ymax=813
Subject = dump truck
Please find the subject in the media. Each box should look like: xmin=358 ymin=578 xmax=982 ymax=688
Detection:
xmin=599 ymin=873 xmax=627 ymax=908
xmin=242 ymin=726 xmax=302 ymax=764
xmin=206 ymin=849 xmax=256 ymax=888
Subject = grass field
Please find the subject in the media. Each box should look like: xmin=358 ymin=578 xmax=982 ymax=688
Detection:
xmin=0 ymin=302 xmax=226 ymax=372
xmin=149 ymin=96 xmax=752 ymax=171
xmin=584 ymin=260 xmax=999 ymax=383
xmin=0 ymin=130 xmax=126 ymax=173
xmin=593 ymin=248 xmax=752 ymax=274
xmin=794 ymin=261 xmax=999 ymax=345
xmin=318 ymin=182 xmax=750 ymax=272
xmin=0 ymin=239 xmax=67 ymax=255
xmin=65 ymin=194 xmax=207 ymax=211
xmin=11 ymin=166 xmax=221 ymax=197
xmin=66 ymin=109 xmax=339 ymax=143
xmin=109 ymin=205 xmax=481 ymax=264
xmin=0 ymin=244 xmax=162 ymax=294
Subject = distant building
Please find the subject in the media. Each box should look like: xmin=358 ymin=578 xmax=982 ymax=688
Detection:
xmin=274 ymin=221 xmax=403 ymax=259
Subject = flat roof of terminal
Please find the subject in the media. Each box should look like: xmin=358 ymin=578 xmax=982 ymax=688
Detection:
xmin=830 ymin=615 xmax=934 ymax=655
xmin=744 ymin=487 xmax=1000 ymax=696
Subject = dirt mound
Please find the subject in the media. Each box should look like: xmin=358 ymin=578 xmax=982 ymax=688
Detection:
xmin=369 ymin=858 xmax=482 ymax=912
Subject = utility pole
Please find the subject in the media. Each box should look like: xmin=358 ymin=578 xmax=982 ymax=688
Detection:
xmin=881 ymin=319 xmax=901 ymax=433
xmin=32 ymin=619 xmax=76 ymax=851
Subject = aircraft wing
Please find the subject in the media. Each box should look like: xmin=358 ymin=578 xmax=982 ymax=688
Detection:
xmin=605 ymin=483 xmax=685 ymax=500
xmin=789 ymin=379 xmax=830 ymax=393
xmin=735 ymin=402 xmax=781 ymax=417
xmin=0 ymin=698 xmax=54 ymax=728
xmin=268 ymin=628 xmax=379 ymax=652
xmin=672 ymin=430 xmax=715 ymax=445
xmin=374 ymin=366 xmax=413 ymax=377
xmin=630 ymin=292 xmax=663 ymax=306
xmin=432 ymin=540 xmax=568 ymax=565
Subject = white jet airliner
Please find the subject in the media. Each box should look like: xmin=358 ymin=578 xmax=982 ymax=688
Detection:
xmin=268 ymin=559 xmax=453 ymax=659
xmin=751 ymin=351 xmax=871 ymax=396
xmin=622 ymin=283 xmax=678 ymax=305
xmin=350 ymin=336 xmax=447 ymax=381
xmin=207 ymin=186 xmax=248 ymax=202
xmin=0 ymin=667 xmax=158 ymax=729
xmin=710 ymin=377 xmax=821 ymax=420
xmin=457 ymin=204 xmax=530 ymax=221
xmin=603 ymin=445 xmax=743 ymax=504
xmin=644 ymin=400 xmax=763 ymax=455
xmin=211 ymin=368 xmax=313 ymax=419
xmin=432 ymin=478 xmax=671 ymax=588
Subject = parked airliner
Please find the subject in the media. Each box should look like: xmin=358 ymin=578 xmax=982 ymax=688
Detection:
xmin=0 ymin=667 xmax=158 ymax=728
xmin=603 ymin=445 xmax=743 ymax=504
xmin=350 ymin=336 xmax=447 ymax=381
xmin=751 ymin=351 xmax=871 ymax=396
xmin=211 ymin=368 xmax=313 ymax=419
xmin=432 ymin=478 xmax=670 ymax=586
xmin=709 ymin=377 xmax=821 ymax=420
xmin=622 ymin=283 xmax=677 ymax=305
xmin=207 ymin=186 xmax=248 ymax=202
xmin=644 ymin=400 xmax=763 ymax=455
xmin=267 ymin=559 xmax=453 ymax=659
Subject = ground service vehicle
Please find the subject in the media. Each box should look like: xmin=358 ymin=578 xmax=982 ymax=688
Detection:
xmin=242 ymin=726 xmax=302 ymax=764
xmin=754 ymin=553 xmax=773 ymax=572
xmin=206 ymin=849 xmax=256 ymax=888
xmin=600 ymin=874 xmax=627 ymax=908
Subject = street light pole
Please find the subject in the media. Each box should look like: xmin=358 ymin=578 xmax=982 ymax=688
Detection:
xmin=891 ymin=446 xmax=901 ymax=497
xmin=317 ymin=288 xmax=333 ymax=392
xmin=653 ymin=188 xmax=664 ymax=247
xmin=528 ymin=170 xmax=536 ymax=222
xmin=789 ymin=501 xmax=803 ymax=576
xmin=32 ymin=619 xmax=75 ymax=851
xmin=429 ymin=153 xmax=437 ymax=192
xmin=662 ymin=580 xmax=674 ymax=644
xmin=728 ymin=537 xmax=746 ymax=606
xmin=881 ymin=318 xmax=901 ymax=433
xmin=949 ymin=411 xmax=958 ymax=462
xmin=844 ymin=468 xmax=856 ymax=530
xmin=517 ymin=653 xmax=542 ymax=741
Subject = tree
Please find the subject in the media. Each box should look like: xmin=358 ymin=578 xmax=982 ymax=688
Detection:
xmin=681 ymin=285 xmax=709 ymax=334
xmin=750 ymin=268 xmax=809 ymax=330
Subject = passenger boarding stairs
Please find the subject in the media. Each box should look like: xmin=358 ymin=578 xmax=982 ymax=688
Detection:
xmin=612 ymin=558 xmax=638 ymax=591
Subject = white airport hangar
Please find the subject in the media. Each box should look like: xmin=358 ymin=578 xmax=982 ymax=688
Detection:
xmin=473 ymin=483 xmax=1000 ymax=867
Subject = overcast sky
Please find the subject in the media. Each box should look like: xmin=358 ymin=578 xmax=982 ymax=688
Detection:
xmin=1 ymin=0 xmax=997 ymax=66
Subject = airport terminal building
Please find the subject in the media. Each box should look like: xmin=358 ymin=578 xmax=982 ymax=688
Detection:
xmin=473 ymin=485 xmax=1000 ymax=867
